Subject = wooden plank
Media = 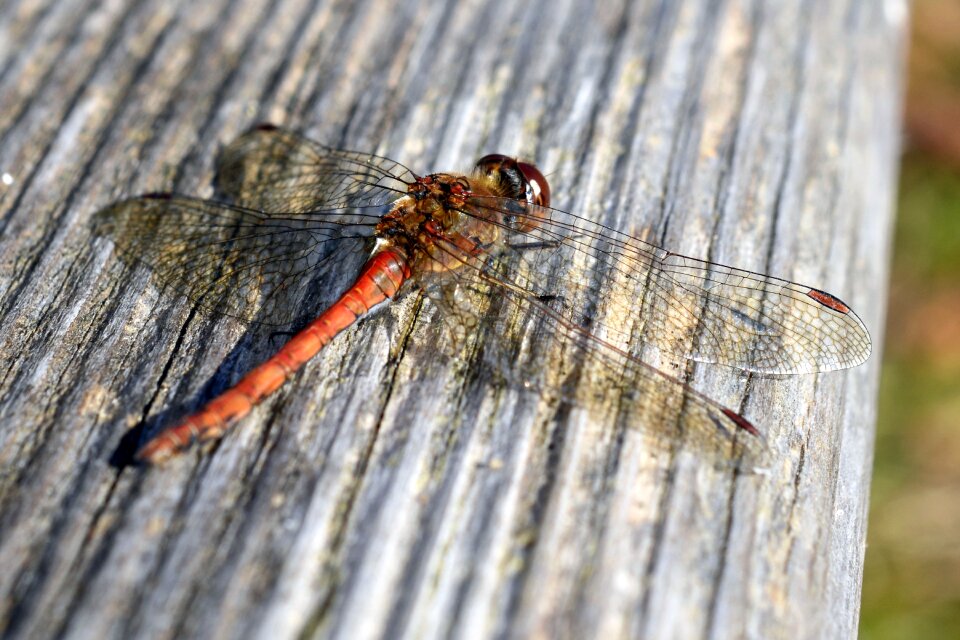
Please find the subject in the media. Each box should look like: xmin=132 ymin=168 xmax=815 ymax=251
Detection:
xmin=0 ymin=0 xmax=903 ymax=638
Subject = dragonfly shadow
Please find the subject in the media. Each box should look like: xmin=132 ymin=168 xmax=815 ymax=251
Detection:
xmin=109 ymin=424 xmax=147 ymax=469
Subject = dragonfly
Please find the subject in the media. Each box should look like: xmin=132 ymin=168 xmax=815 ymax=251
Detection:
xmin=94 ymin=124 xmax=872 ymax=464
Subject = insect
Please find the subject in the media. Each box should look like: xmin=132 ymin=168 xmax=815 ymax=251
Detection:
xmin=95 ymin=124 xmax=871 ymax=464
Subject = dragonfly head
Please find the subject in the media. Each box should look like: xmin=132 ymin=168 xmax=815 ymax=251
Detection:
xmin=475 ymin=154 xmax=550 ymax=209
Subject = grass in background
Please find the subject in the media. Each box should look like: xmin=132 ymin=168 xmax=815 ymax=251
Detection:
xmin=861 ymin=154 xmax=960 ymax=639
xmin=861 ymin=4 xmax=960 ymax=636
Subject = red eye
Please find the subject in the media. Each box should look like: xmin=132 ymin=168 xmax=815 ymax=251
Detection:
xmin=475 ymin=154 xmax=551 ymax=209
xmin=475 ymin=154 xmax=512 ymax=177
xmin=517 ymin=161 xmax=550 ymax=209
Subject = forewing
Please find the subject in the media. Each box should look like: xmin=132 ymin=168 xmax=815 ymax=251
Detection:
xmin=217 ymin=124 xmax=416 ymax=213
xmin=462 ymin=196 xmax=872 ymax=375
xmin=94 ymin=194 xmax=376 ymax=328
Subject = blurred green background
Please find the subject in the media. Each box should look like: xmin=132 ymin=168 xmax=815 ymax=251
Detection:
xmin=861 ymin=1 xmax=960 ymax=638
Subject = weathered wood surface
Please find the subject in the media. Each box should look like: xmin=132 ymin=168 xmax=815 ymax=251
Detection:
xmin=0 ymin=0 xmax=902 ymax=638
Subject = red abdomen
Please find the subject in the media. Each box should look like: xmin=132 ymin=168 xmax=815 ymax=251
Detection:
xmin=136 ymin=249 xmax=411 ymax=464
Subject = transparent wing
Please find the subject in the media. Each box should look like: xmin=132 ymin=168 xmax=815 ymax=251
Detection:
xmin=216 ymin=124 xmax=417 ymax=213
xmin=94 ymin=194 xmax=378 ymax=328
xmin=419 ymin=234 xmax=763 ymax=462
xmin=460 ymin=196 xmax=872 ymax=375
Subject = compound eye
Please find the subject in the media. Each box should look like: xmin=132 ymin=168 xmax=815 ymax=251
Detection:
xmin=475 ymin=154 xmax=514 ymax=177
xmin=475 ymin=154 xmax=551 ymax=209
xmin=474 ymin=154 xmax=550 ymax=231
xmin=517 ymin=161 xmax=550 ymax=209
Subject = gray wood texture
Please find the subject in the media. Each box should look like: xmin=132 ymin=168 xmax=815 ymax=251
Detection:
xmin=0 ymin=0 xmax=903 ymax=638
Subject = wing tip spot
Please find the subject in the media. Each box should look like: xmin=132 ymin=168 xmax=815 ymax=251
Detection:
xmin=806 ymin=288 xmax=851 ymax=314
xmin=722 ymin=408 xmax=760 ymax=437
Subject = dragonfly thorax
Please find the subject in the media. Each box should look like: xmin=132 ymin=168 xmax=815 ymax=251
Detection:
xmin=372 ymin=172 xmax=510 ymax=273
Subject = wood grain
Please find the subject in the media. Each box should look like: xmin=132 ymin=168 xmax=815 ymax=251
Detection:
xmin=0 ymin=0 xmax=903 ymax=638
